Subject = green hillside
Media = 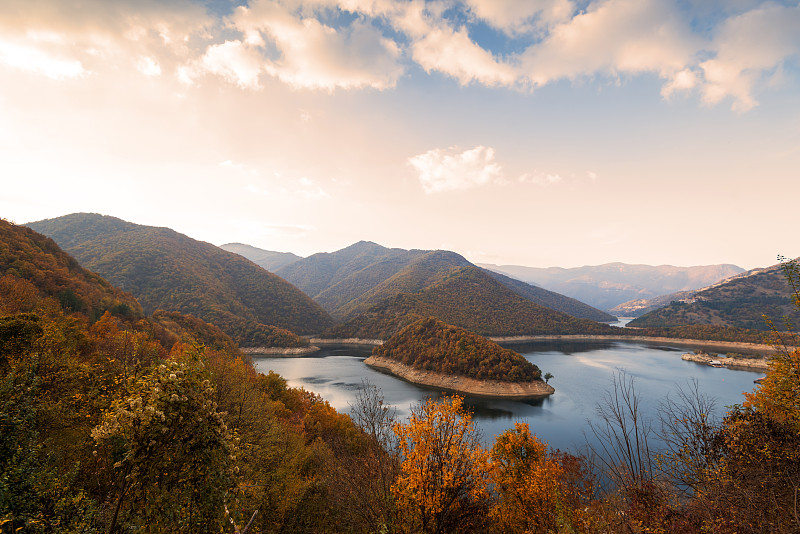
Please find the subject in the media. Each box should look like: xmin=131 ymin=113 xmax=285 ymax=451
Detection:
xmin=277 ymin=241 xmax=613 ymax=322
xmin=325 ymin=266 xmax=617 ymax=339
xmin=0 ymin=218 xmax=142 ymax=320
xmin=27 ymin=214 xmax=333 ymax=345
xmin=628 ymin=262 xmax=800 ymax=331
xmin=372 ymin=316 xmax=542 ymax=382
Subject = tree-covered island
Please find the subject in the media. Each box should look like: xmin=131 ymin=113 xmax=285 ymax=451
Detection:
xmin=365 ymin=316 xmax=554 ymax=399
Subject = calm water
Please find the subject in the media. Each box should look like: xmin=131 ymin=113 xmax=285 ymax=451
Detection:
xmin=252 ymin=340 xmax=762 ymax=452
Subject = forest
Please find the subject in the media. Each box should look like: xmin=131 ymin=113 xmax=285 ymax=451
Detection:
xmin=2 ymin=219 xmax=799 ymax=533
xmin=371 ymin=316 xmax=542 ymax=382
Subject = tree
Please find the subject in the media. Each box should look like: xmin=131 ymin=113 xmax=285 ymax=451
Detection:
xmin=544 ymin=372 xmax=554 ymax=384
xmin=490 ymin=422 xmax=599 ymax=533
xmin=392 ymin=395 xmax=490 ymax=534
xmin=91 ymin=346 xmax=236 ymax=533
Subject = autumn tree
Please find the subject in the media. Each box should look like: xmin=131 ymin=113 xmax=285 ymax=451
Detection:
xmin=392 ymin=395 xmax=490 ymax=534
xmin=92 ymin=346 xmax=236 ymax=533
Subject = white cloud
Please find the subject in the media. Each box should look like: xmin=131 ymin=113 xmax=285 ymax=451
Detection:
xmin=518 ymin=172 xmax=563 ymax=186
xmin=464 ymin=0 xmax=574 ymax=35
xmin=228 ymin=0 xmax=403 ymax=91
xmin=699 ymin=3 xmax=800 ymax=111
xmin=409 ymin=145 xmax=504 ymax=194
xmin=519 ymin=0 xmax=702 ymax=91
xmin=136 ymin=56 xmax=162 ymax=77
xmin=0 ymin=40 xmax=85 ymax=79
xmin=201 ymin=40 xmax=264 ymax=89
xmin=410 ymin=25 xmax=517 ymax=86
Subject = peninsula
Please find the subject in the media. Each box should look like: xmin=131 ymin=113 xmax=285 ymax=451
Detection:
xmin=364 ymin=317 xmax=554 ymax=400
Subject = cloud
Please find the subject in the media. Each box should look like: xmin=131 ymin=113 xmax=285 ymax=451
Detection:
xmin=201 ymin=40 xmax=264 ymax=89
xmin=698 ymin=3 xmax=800 ymax=111
xmin=0 ymin=40 xmax=85 ymax=79
xmin=518 ymin=172 xmax=563 ymax=186
xmin=409 ymin=145 xmax=504 ymax=194
xmin=225 ymin=0 xmax=403 ymax=91
xmin=519 ymin=0 xmax=702 ymax=91
xmin=464 ymin=0 xmax=575 ymax=35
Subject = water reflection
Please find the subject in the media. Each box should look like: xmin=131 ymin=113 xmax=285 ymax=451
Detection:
xmin=252 ymin=340 xmax=760 ymax=452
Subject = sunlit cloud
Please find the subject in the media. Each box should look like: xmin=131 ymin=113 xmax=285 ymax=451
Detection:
xmin=409 ymin=146 xmax=504 ymax=194
xmin=0 ymin=40 xmax=85 ymax=79
xmin=518 ymin=172 xmax=563 ymax=186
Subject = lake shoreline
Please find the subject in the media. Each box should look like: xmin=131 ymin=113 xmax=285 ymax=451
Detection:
xmin=242 ymin=346 xmax=321 ymax=357
xmin=364 ymin=355 xmax=555 ymax=400
xmin=310 ymin=335 xmax=780 ymax=354
xmin=680 ymin=352 xmax=771 ymax=371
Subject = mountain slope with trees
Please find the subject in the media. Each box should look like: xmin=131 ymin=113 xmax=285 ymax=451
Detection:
xmin=277 ymin=241 xmax=613 ymax=322
xmin=27 ymin=213 xmax=333 ymax=345
xmin=325 ymin=266 xmax=618 ymax=340
xmin=628 ymin=261 xmax=800 ymax=330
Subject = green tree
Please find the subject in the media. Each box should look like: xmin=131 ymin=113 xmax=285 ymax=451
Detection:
xmin=92 ymin=346 xmax=236 ymax=533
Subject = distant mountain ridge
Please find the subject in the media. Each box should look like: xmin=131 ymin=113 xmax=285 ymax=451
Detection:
xmin=628 ymin=261 xmax=800 ymax=330
xmin=27 ymin=213 xmax=333 ymax=345
xmin=219 ymin=243 xmax=302 ymax=272
xmin=275 ymin=241 xmax=615 ymax=323
xmin=324 ymin=266 xmax=618 ymax=340
xmin=479 ymin=262 xmax=745 ymax=311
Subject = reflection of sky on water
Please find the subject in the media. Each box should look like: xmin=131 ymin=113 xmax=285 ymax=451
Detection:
xmin=252 ymin=341 xmax=761 ymax=453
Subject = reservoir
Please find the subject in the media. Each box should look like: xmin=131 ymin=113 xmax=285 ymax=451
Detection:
xmin=252 ymin=340 xmax=763 ymax=453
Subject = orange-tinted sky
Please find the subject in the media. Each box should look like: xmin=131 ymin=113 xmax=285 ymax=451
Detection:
xmin=2 ymin=0 xmax=799 ymax=269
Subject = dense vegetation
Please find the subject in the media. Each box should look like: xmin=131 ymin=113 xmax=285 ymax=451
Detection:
xmin=326 ymin=266 xmax=618 ymax=339
xmin=276 ymin=240 xmax=613 ymax=322
xmin=28 ymin=214 xmax=332 ymax=345
xmin=629 ymin=262 xmax=800 ymax=330
xmin=3 ymin=218 xmax=800 ymax=533
xmin=0 ymin=219 xmax=142 ymax=321
xmin=373 ymin=317 xmax=542 ymax=382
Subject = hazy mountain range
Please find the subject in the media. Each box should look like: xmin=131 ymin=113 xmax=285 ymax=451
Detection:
xmin=479 ymin=262 xmax=745 ymax=312
xmin=629 ymin=262 xmax=800 ymax=331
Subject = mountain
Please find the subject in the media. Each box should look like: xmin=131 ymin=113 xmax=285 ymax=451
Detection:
xmin=609 ymin=290 xmax=695 ymax=317
xmin=628 ymin=262 xmax=800 ymax=331
xmin=371 ymin=316 xmax=541 ymax=382
xmin=27 ymin=213 xmax=333 ymax=344
xmin=324 ymin=266 xmax=618 ymax=340
xmin=220 ymin=243 xmax=302 ymax=271
xmin=479 ymin=262 xmax=745 ymax=311
xmin=276 ymin=241 xmax=613 ymax=322
xmin=0 ymin=218 xmax=142 ymax=320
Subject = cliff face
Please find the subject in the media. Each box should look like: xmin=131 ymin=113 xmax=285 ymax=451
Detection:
xmin=364 ymin=355 xmax=555 ymax=400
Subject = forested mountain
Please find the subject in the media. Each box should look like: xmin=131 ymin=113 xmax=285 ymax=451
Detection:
xmin=628 ymin=261 xmax=800 ymax=330
xmin=372 ymin=316 xmax=542 ymax=382
xmin=325 ymin=266 xmax=618 ymax=340
xmin=277 ymin=241 xmax=613 ymax=322
xmin=220 ymin=242 xmax=302 ymax=271
xmin=0 ymin=218 xmax=142 ymax=321
xmin=480 ymin=262 xmax=744 ymax=311
xmin=27 ymin=213 xmax=333 ymax=345
xmin=609 ymin=290 xmax=695 ymax=317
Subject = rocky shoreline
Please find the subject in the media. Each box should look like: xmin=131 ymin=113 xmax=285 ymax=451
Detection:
xmin=680 ymin=352 xmax=771 ymax=371
xmin=242 ymin=346 xmax=321 ymax=357
xmin=364 ymin=356 xmax=555 ymax=400
xmin=308 ymin=337 xmax=383 ymax=346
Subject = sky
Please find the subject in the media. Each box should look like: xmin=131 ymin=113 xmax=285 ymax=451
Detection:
xmin=1 ymin=0 xmax=799 ymax=270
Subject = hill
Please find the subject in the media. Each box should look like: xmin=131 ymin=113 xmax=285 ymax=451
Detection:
xmin=276 ymin=241 xmax=613 ymax=322
xmin=609 ymin=290 xmax=695 ymax=317
xmin=324 ymin=266 xmax=618 ymax=340
xmin=220 ymin=242 xmax=302 ymax=271
xmin=0 ymin=218 xmax=142 ymax=320
xmin=27 ymin=213 xmax=333 ymax=345
xmin=479 ymin=262 xmax=745 ymax=311
xmin=370 ymin=316 xmax=541 ymax=382
xmin=628 ymin=262 xmax=800 ymax=331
